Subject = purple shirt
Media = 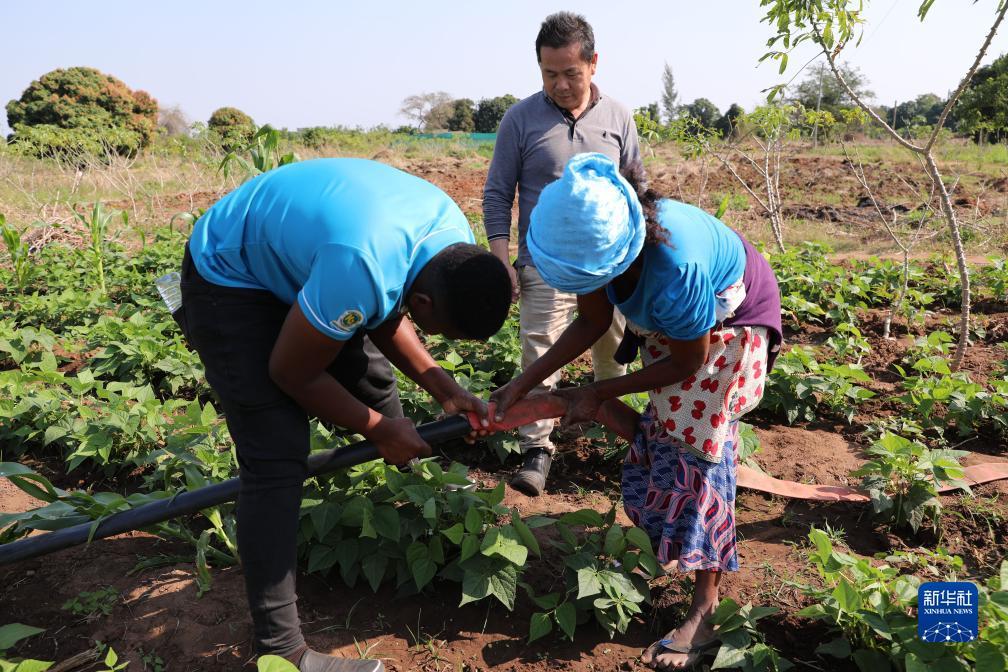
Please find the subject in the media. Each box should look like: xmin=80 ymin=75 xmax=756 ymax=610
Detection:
xmin=614 ymin=232 xmax=783 ymax=369
xmin=723 ymin=234 xmax=783 ymax=368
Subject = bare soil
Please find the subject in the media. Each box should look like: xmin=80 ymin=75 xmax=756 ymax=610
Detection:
xmin=3 ymin=150 xmax=1008 ymax=671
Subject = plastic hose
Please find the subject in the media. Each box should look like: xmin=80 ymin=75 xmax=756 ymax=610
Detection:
xmin=0 ymin=415 xmax=473 ymax=567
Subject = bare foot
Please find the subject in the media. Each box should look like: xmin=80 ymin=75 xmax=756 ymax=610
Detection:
xmin=641 ymin=608 xmax=718 ymax=671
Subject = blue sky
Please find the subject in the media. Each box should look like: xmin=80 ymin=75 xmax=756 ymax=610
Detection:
xmin=2 ymin=1 xmax=1006 ymax=135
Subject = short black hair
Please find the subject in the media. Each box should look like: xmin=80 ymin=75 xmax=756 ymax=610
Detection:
xmin=535 ymin=12 xmax=595 ymax=63
xmin=430 ymin=244 xmax=511 ymax=340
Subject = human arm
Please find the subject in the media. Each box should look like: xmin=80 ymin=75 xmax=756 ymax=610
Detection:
xmin=367 ymin=314 xmax=489 ymax=427
xmin=619 ymin=107 xmax=645 ymax=178
xmin=489 ymin=288 xmax=614 ymax=420
xmin=489 ymin=238 xmax=519 ymax=303
xmin=268 ymin=303 xmax=430 ymax=465
xmin=483 ymin=112 xmax=521 ymax=301
xmin=552 ymin=332 xmax=709 ymax=426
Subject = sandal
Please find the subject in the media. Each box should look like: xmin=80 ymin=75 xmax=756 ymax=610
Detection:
xmin=648 ymin=635 xmax=720 ymax=671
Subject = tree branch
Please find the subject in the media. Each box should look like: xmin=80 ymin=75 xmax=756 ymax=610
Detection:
xmin=925 ymin=2 xmax=1008 ymax=152
xmin=813 ymin=24 xmax=922 ymax=153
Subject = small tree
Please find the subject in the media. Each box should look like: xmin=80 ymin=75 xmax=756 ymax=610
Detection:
xmin=208 ymin=107 xmax=255 ymax=151
xmin=399 ymin=92 xmax=452 ymax=130
xmin=681 ymin=98 xmax=721 ymax=129
xmin=425 ymin=100 xmax=455 ymax=131
xmin=447 ymin=98 xmax=476 ymax=132
xmin=158 ymin=105 xmax=191 ymax=137
xmin=6 ymin=66 xmax=158 ymax=158
xmin=635 ymin=103 xmax=661 ymax=123
xmin=789 ymin=62 xmax=873 ymax=118
xmin=715 ymin=103 xmax=746 ymax=140
xmin=954 ymin=52 xmax=1008 ymax=143
xmin=660 ymin=62 xmax=679 ymax=122
xmin=759 ymin=0 xmax=1008 ymax=370
xmin=474 ymin=95 xmax=518 ymax=133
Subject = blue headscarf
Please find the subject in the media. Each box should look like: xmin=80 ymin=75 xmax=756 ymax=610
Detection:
xmin=528 ymin=153 xmax=645 ymax=294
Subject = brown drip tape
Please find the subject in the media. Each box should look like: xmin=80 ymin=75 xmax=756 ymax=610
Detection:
xmin=472 ymin=399 xmax=1008 ymax=502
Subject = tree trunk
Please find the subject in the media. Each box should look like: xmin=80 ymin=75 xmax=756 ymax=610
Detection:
xmin=923 ymin=153 xmax=971 ymax=371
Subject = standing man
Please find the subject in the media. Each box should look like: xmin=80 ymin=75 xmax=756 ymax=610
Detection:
xmin=483 ymin=11 xmax=644 ymax=496
xmin=181 ymin=158 xmax=511 ymax=671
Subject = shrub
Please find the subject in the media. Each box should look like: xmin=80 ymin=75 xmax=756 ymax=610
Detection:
xmin=208 ymin=106 xmax=256 ymax=150
xmin=6 ymin=67 xmax=158 ymax=158
xmin=474 ymin=95 xmax=518 ymax=133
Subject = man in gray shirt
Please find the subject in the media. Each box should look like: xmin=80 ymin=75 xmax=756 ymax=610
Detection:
xmin=483 ymin=11 xmax=643 ymax=496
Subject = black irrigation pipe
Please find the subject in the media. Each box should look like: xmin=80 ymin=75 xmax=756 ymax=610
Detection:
xmin=0 ymin=414 xmax=473 ymax=567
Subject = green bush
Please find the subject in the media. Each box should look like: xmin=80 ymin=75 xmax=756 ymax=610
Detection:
xmin=208 ymin=106 xmax=256 ymax=150
xmin=6 ymin=67 xmax=158 ymax=158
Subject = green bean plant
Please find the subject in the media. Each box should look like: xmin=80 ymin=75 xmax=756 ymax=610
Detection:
xmin=793 ymin=527 xmax=1008 ymax=672
xmin=851 ymin=433 xmax=969 ymax=533
xmin=523 ymin=506 xmax=657 ymax=642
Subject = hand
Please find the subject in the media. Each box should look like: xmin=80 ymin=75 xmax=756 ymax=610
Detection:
xmin=368 ymin=416 xmax=431 ymax=465
xmin=489 ymin=238 xmax=519 ymax=303
xmin=489 ymin=378 xmax=529 ymax=424
xmin=442 ymin=388 xmax=489 ymax=444
xmin=553 ymin=386 xmax=603 ymax=428
xmin=506 ymin=264 xmax=520 ymax=303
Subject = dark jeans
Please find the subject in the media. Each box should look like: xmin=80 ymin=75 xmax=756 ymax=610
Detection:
xmin=179 ymin=246 xmax=402 ymax=657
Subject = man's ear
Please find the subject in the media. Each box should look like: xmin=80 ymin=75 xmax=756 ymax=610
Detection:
xmin=407 ymin=292 xmax=434 ymax=313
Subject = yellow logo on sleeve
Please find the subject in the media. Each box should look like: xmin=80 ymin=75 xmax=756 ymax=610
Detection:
xmin=332 ymin=310 xmax=364 ymax=332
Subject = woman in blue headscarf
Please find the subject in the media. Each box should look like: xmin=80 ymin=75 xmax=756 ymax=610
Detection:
xmin=491 ymin=153 xmax=782 ymax=670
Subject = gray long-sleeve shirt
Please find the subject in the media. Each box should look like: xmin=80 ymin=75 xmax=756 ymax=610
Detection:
xmin=482 ymin=86 xmax=643 ymax=268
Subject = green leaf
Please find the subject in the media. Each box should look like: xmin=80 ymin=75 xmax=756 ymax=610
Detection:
xmin=832 ymin=577 xmax=862 ymax=612
xmin=624 ymin=526 xmax=653 ymax=553
xmin=480 ymin=526 xmax=528 ymax=566
xmin=372 ymin=504 xmax=400 ymax=542
xmin=460 ymin=556 xmax=518 ymax=610
xmin=464 ymin=506 xmax=482 ymax=534
xmin=555 ymin=601 xmax=577 ymax=641
xmin=257 ymin=654 xmax=300 ymax=672
xmin=528 ymin=612 xmax=553 ymax=643
xmin=603 ymin=525 xmax=626 ymax=557
xmin=441 ymin=523 xmax=464 ymax=545
xmin=422 ymin=497 xmax=438 ymax=526
xmin=559 ymin=509 xmax=605 ymax=527
xmin=711 ymin=640 xmax=747 ymax=669
xmin=974 ymin=642 xmax=1008 ymax=672
xmin=361 ymin=553 xmax=388 ymax=592
xmin=7 ymin=658 xmax=54 ymax=671
xmin=307 ymin=544 xmax=339 ymax=574
xmin=852 ymin=649 xmax=891 ymax=672
xmin=309 ymin=502 xmax=340 ymax=540
xmin=406 ymin=542 xmax=436 ymax=590
xmin=905 ymin=653 xmax=930 ymax=672
xmin=0 ymin=623 xmax=45 ymax=650
xmin=709 ymin=597 xmax=741 ymax=627
xmin=815 ymin=637 xmax=852 ymax=658
xmin=511 ymin=509 xmax=541 ymax=558
xmin=460 ymin=533 xmax=480 ymax=562
xmin=576 ymin=567 xmax=602 ymax=599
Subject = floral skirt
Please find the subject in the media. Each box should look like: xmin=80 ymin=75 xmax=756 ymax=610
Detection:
xmin=622 ymin=404 xmax=740 ymax=572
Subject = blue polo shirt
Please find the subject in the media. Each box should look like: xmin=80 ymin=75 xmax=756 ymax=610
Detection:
xmin=188 ymin=158 xmax=474 ymax=340
xmin=607 ymin=199 xmax=746 ymax=341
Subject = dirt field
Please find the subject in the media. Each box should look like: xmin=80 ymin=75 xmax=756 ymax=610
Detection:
xmin=2 ymin=143 xmax=1008 ymax=671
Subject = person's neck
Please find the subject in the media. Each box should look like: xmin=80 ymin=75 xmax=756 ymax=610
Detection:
xmin=609 ymin=254 xmax=644 ymax=303
xmin=564 ymin=95 xmax=591 ymax=119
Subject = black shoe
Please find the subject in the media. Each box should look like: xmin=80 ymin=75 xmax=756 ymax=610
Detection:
xmin=509 ymin=448 xmax=552 ymax=497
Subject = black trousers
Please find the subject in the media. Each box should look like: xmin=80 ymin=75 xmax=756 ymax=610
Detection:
xmin=179 ymin=247 xmax=402 ymax=656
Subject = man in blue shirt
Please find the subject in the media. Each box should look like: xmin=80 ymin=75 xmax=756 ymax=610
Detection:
xmin=180 ymin=158 xmax=511 ymax=671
